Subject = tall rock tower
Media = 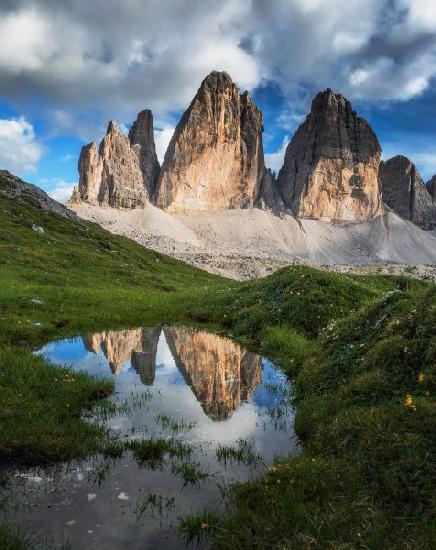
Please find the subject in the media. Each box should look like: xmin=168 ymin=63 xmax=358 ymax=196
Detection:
xmin=155 ymin=71 xmax=265 ymax=211
xmin=129 ymin=110 xmax=161 ymax=199
xmin=277 ymin=89 xmax=383 ymax=221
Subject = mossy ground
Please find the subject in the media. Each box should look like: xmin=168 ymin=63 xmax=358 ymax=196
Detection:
xmin=1 ymin=174 xmax=435 ymax=548
xmin=196 ymin=285 xmax=435 ymax=549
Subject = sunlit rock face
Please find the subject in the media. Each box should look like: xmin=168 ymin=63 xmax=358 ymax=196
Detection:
xmin=277 ymin=89 xmax=383 ymax=221
xmin=70 ymin=113 xmax=160 ymax=209
xmin=97 ymin=122 xmax=147 ymax=208
xmin=379 ymin=156 xmax=436 ymax=230
xmin=83 ymin=328 xmax=160 ymax=379
xmin=155 ymin=71 xmax=265 ymax=211
xmin=164 ymin=327 xmax=263 ymax=420
xmin=76 ymin=143 xmax=102 ymax=204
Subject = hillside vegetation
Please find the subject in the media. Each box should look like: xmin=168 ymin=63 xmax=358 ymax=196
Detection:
xmin=0 ymin=173 xmax=434 ymax=548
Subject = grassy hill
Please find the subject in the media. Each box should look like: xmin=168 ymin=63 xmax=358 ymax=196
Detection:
xmin=0 ymin=172 xmax=434 ymax=548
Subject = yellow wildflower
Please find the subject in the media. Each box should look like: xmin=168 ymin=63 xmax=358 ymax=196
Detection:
xmin=404 ymin=394 xmax=416 ymax=411
xmin=417 ymin=372 xmax=425 ymax=383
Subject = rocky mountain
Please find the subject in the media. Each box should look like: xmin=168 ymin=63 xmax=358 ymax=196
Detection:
xmin=277 ymin=89 xmax=383 ymax=221
xmin=155 ymin=71 xmax=265 ymax=211
xmin=66 ymin=73 xmax=436 ymax=235
xmin=70 ymin=112 xmax=160 ymax=209
xmin=1 ymin=169 xmax=77 ymax=220
xmin=379 ymin=156 xmax=436 ymax=230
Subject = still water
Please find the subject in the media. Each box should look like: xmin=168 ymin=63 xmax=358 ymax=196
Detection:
xmin=11 ymin=326 xmax=296 ymax=549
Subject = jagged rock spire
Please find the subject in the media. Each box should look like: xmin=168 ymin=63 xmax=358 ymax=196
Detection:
xmin=70 ymin=110 xmax=160 ymax=208
xmin=129 ymin=110 xmax=160 ymax=198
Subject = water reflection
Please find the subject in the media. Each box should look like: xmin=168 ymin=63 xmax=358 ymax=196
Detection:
xmin=16 ymin=327 xmax=296 ymax=550
xmin=83 ymin=327 xmax=161 ymax=382
xmin=80 ymin=327 xmax=263 ymax=421
xmin=164 ymin=328 xmax=262 ymax=420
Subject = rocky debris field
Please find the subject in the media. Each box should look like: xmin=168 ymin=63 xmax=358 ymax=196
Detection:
xmin=71 ymin=203 xmax=436 ymax=281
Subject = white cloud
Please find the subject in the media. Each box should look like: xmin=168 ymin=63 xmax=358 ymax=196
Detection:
xmin=264 ymin=136 xmax=289 ymax=173
xmin=0 ymin=1 xmax=260 ymax=128
xmin=0 ymin=0 xmax=435 ymax=147
xmin=244 ymin=0 xmax=436 ymax=101
xmin=154 ymin=124 xmax=176 ymax=164
xmin=0 ymin=117 xmax=45 ymax=174
xmin=41 ymin=178 xmax=77 ymax=204
xmin=0 ymin=9 xmax=55 ymax=73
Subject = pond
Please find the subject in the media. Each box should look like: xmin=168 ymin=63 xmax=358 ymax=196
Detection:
xmin=10 ymin=326 xmax=297 ymax=549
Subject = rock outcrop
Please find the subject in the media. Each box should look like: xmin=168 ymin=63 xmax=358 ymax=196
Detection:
xmin=97 ymin=121 xmax=147 ymax=208
xmin=129 ymin=110 xmax=161 ymax=198
xmin=155 ymin=71 xmax=265 ymax=211
xmin=70 ymin=112 xmax=160 ymax=208
xmin=255 ymin=169 xmax=284 ymax=211
xmin=0 ymin=170 xmax=77 ymax=219
xmin=76 ymin=143 xmax=102 ymax=204
xmin=427 ymin=175 xmax=436 ymax=202
xmin=164 ymin=327 xmax=263 ymax=420
xmin=379 ymin=156 xmax=436 ymax=230
xmin=277 ymin=89 xmax=383 ymax=221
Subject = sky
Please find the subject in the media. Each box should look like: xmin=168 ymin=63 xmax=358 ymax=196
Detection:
xmin=1 ymin=0 xmax=436 ymax=203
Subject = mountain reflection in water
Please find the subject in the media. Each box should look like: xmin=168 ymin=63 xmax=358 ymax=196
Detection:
xmin=82 ymin=326 xmax=263 ymax=421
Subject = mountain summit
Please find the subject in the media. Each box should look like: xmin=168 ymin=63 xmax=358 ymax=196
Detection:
xmin=69 ymin=73 xmax=436 ymax=232
xmin=277 ymin=89 xmax=382 ymax=221
xmin=70 ymin=112 xmax=159 ymax=209
xmin=155 ymin=71 xmax=265 ymax=211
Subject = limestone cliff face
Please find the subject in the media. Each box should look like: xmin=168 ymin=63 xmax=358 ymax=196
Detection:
xmin=277 ymin=89 xmax=383 ymax=221
xmin=379 ymin=156 xmax=436 ymax=230
xmin=155 ymin=71 xmax=265 ymax=211
xmin=83 ymin=327 xmax=160 ymax=380
xmin=70 ymin=112 xmax=160 ymax=208
xmin=427 ymin=175 xmax=436 ymax=202
xmin=76 ymin=143 xmax=102 ymax=204
xmin=255 ymin=168 xmax=284 ymax=212
xmin=98 ymin=122 xmax=147 ymax=208
xmin=164 ymin=327 xmax=262 ymax=420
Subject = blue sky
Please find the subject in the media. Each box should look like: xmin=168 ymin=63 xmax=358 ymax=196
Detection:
xmin=1 ymin=1 xmax=436 ymax=202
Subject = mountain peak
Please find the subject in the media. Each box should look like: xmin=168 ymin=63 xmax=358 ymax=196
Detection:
xmin=277 ymin=88 xmax=382 ymax=221
xmin=200 ymin=71 xmax=234 ymax=90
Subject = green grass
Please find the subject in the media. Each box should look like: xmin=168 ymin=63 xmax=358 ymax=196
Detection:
xmin=0 ymin=173 xmax=226 ymax=465
xmin=204 ymin=286 xmax=436 ymax=549
xmin=216 ymin=439 xmax=262 ymax=467
xmin=0 ymin=347 xmax=113 ymax=464
xmin=171 ymin=461 xmax=211 ymax=487
xmin=128 ymin=438 xmax=193 ymax=470
xmin=0 ymin=523 xmax=33 ymax=550
xmin=1 ymin=172 xmax=435 ymax=548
